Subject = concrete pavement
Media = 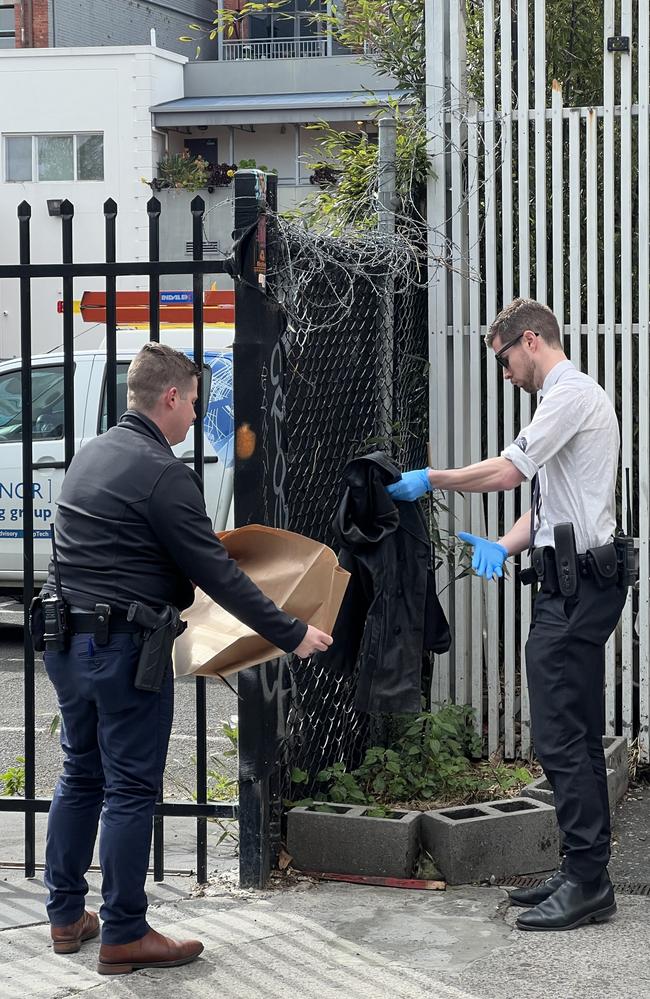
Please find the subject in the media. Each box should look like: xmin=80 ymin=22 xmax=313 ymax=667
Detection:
xmin=2 ymin=855 xmax=650 ymax=998
xmin=3 ymin=785 xmax=650 ymax=997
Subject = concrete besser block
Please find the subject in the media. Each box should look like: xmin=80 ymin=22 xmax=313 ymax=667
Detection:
xmin=287 ymin=803 xmax=421 ymax=878
xmin=522 ymin=736 xmax=628 ymax=817
xmin=421 ymin=797 xmax=560 ymax=886
xmin=603 ymin=735 xmax=629 ymax=806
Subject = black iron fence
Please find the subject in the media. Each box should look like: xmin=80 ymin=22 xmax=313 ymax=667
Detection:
xmin=0 ymin=169 xmax=431 ymax=889
xmin=0 ymin=174 xmax=281 ymax=888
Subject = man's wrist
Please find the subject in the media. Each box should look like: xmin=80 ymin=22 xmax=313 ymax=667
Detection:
xmin=427 ymin=468 xmax=439 ymax=491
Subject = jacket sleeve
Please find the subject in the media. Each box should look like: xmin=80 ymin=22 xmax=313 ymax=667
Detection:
xmin=147 ymin=462 xmax=307 ymax=653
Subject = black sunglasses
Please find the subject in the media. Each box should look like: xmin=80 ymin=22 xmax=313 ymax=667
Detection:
xmin=494 ymin=331 xmax=536 ymax=369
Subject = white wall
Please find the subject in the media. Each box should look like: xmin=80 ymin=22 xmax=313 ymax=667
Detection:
xmin=0 ymin=46 xmax=185 ymax=357
xmin=0 ymin=46 xmax=370 ymax=357
xmin=184 ymin=56 xmax=398 ymax=99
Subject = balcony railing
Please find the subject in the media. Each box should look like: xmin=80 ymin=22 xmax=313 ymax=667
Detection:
xmin=222 ymin=38 xmax=328 ymax=61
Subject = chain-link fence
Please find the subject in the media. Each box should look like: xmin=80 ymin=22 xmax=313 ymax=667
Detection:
xmin=266 ymin=226 xmax=430 ymax=806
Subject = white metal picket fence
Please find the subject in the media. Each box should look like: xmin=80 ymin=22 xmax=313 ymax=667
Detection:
xmin=426 ymin=0 xmax=650 ymax=759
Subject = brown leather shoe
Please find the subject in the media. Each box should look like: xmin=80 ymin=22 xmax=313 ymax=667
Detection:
xmin=51 ymin=910 xmax=100 ymax=954
xmin=97 ymin=927 xmax=204 ymax=975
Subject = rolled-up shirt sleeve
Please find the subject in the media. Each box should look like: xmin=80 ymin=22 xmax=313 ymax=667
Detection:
xmin=501 ymin=385 xmax=588 ymax=481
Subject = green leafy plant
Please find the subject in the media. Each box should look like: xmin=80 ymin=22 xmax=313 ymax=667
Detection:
xmin=167 ymin=718 xmax=239 ymax=848
xmin=204 ymin=768 xmax=238 ymax=803
xmin=220 ymin=716 xmax=239 ymax=757
xmin=317 ymin=760 xmax=369 ymax=804
xmin=1 ymin=756 xmax=25 ymax=796
xmin=290 ymin=104 xmax=430 ymax=233
xmin=152 ymin=150 xmax=211 ymax=191
xmin=288 ymin=706 xmax=534 ymax=811
xmin=147 ymin=154 xmax=242 ymax=192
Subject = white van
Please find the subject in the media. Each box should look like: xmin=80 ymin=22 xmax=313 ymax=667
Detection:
xmin=0 ymin=328 xmax=235 ymax=621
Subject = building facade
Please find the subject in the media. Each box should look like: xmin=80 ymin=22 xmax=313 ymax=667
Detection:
xmin=4 ymin=1 xmax=216 ymax=54
xmin=0 ymin=2 xmax=401 ymax=356
xmin=0 ymin=46 xmax=186 ymax=356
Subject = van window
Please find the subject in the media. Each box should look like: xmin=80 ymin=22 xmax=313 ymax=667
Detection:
xmin=0 ymin=366 xmax=65 ymax=442
xmin=98 ymin=363 xmax=129 ymax=434
xmin=98 ymin=361 xmax=215 ymax=436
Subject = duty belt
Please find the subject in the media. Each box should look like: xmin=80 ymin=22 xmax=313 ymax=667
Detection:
xmin=521 ymin=543 xmax=619 ymax=595
xmin=68 ymin=607 xmax=141 ymax=637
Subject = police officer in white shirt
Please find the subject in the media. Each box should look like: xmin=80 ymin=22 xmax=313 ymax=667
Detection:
xmin=388 ymin=298 xmax=628 ymax=931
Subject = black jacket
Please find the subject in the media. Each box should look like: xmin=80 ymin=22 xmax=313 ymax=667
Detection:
xmin=44 ymin=410 xmax=306 ymax=653
xmin=320 ymin=452 xmax=451 ymax=713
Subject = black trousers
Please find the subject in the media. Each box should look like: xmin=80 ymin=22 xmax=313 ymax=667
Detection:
xmin=44 ymin=632 xmax=174 ymax=945
xmin=525 ymin=577 xmax=627 ymax=882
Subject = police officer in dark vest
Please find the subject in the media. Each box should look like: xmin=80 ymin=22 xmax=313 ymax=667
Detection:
xmin=389 ymin=298 xmax=633 ymax=931
xmin=36 ymin=342 xmax=332 ymax=974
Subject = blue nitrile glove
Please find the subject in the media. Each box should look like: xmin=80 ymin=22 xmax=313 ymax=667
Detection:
xmin=386 ymin=468 xmax=432 ymax=502
xmin=457 ymin=531 xmax=508 ymax=581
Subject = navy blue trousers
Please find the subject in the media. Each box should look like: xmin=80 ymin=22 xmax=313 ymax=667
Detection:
xmin=526 ymin=578 xmax=626 ymax=882
xmin=44 ymin=631 xmax=174 ymax=945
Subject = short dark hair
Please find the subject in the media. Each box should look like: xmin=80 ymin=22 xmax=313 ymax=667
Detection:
xmin=485 ymin=298 xmax=562 ymax=349
xmin=127 ymin=342 xmax=200 ymax=413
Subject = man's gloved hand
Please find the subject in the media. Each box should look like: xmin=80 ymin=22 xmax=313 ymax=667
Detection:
xmin=386 ymin=468 xmax=432 ymax=502
xmin=457 ymin=531 xmax=508 ymax=580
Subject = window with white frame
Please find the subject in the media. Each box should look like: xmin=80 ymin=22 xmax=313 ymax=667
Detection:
xmin=0 ymin=4 xmax=15 ymax=48
xmin=4 ymin=134 xmax=104 ymax=183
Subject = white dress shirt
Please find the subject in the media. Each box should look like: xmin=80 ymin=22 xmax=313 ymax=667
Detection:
xmin=501 ymin=359 xmax=619 ymax=553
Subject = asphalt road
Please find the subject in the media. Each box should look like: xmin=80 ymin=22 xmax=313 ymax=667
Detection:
xmin=0 ymin=627 xmax=239 ymax=799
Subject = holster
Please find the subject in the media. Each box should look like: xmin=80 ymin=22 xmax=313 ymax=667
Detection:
xmin=553 ymin=523 xmax=579 ymax=598
xmin=532 ymin=546 xmax=546 ymax=583
xmin=29 ymin=596 xmax=45 ymax=653
xmin=613 ymin=533 xmax=639 ymax=589
xmin=127 ymin=602 xmax=187 ymax=693
xmin=586 ymin=542 xmax=619 ymax=590
xmin=520 ymin=547 xmax=559 ymax=593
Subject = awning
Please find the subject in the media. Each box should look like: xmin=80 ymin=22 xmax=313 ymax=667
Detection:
xmin=150 ymin=90 xmax=409 ymax=127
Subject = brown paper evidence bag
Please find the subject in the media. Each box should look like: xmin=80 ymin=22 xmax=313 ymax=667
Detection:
xmin=172 ymin=524 xmax=350 ymax=679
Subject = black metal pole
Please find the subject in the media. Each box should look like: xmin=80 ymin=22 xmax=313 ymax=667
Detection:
xmin=60 ymin=200 xmax=75 ymax=470
xmin=233 ymin=172 xmax=288 ymax=889
xmin=191 ymin=195 xmax=209 ymax=886
xmin=104 ymin=199 xmax=118 ymax=429
xmin=148 ymin=197 xmax=161 ymax=343
xmin=192 ymin=196 xmax=205 ymax=478
xmin=149 ymin=194 xmax=164 ymax=881
xmin=18 ymin=201 xmax=36 ymax=878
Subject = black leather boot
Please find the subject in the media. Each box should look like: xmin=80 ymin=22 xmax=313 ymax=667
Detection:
xmin=508 ymin=869 xmax=567 ymax=908
xmin=515 ymin=869 xmax=615 ymax=931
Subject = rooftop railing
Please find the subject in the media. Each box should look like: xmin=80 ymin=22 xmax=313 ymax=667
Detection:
xmin=222 ymin=38 xmax=328 ymax=60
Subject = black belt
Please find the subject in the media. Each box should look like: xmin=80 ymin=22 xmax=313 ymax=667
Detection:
xmin=521 ymin=545 xmax=618 ymax=594
xmin=69 ymin=611 xmax=141 ymax=636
